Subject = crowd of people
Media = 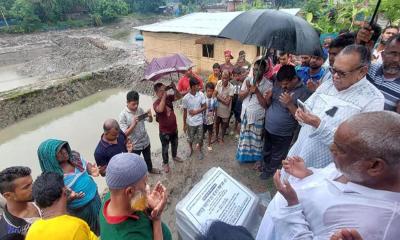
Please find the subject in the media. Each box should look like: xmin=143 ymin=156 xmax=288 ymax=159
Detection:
xmin=0 ymin=21 xmax=399 ymax=240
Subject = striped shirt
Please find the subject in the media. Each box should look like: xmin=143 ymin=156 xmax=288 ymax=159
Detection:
xmin=367 ymin=63 xmax=400 ymax=112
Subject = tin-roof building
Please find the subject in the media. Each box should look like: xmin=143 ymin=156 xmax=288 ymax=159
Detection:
xmin=135 ymin=9 xmax=300 ymax=73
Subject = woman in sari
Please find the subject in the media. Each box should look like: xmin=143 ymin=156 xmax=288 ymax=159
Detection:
xmin=236 ymin=57 xmax=273 ymax=164
xmin=37 ymin=139 xmax=101 ymax=235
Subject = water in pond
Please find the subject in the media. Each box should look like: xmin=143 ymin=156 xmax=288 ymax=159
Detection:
xmin=0 ymin=88 xmax=183 ymax=190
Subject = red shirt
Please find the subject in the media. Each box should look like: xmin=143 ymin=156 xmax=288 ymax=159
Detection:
xmin=153 ymin=95 xmax=177 ymax=134
xmin=177 ymin=73 xmax=204 ymax=93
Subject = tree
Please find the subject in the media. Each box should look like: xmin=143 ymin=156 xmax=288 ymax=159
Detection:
xmin=94 ymin=0 xmax=128 ymax=22
xmin=11 ymin=0 xmax=41 ymax=32
xmin=125 ymin=0 xmax=165 ymax=13
xmin=380 ymin=0 xmax=400 ymax=25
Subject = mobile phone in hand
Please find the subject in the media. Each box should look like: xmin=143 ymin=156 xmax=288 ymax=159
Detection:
xmin=137 ymin=113 xmax=148 ymax=121
xmin=297 ymin=99 xmax=310 ymax=113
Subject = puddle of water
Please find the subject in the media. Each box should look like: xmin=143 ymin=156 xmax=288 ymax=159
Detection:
xmin=0 ymin=64 xmax=39 ymax=92
xmin=112 ymin=29 xmax=143 ymax=46
xmin=0 ymin=88 xmax=183 ymax=190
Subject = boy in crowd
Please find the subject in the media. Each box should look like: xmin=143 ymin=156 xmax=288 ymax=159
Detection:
xmin=182 ymin=78 xmax=207 ymax=160
xmin=0 ymin=167 xmax=41 ymax=238
xmin=231 ymin=66 xmax=246 ymax=137
xmin=260 ymin=65 xmax=311 ymax=179
xmin=26 ymin=172 xmax=97 ymax=240
xmin=214 ymin=70 xmax=234 ymax=143
xmin=203 ymin=82 xmax=218 ymax=151
xmin=207 ymin=63 xmax=221 ymax=86
xmin=153 ymin=82 xmax=183 ymax=173
xmin=119 ymin=90 xmax=160 ymax=174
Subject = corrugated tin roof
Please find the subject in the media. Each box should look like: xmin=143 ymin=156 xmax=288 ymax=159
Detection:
xmin=135 ymin=9 xmax=301 ymax=36
xmin=135 ymin=12 xmax=243 ymax=36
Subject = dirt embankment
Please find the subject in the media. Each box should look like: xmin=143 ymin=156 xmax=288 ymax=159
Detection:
xmin=0 ymin=16 xmax=153 ymax=129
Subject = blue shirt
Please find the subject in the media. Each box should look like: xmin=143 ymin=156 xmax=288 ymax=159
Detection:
xmin=94 ymin=130 xmax=128 ymax=167
xmin=265 ymin=81 xmax=311 ymax=136
xmin=296 ymin=67 xmax=326 ymax=84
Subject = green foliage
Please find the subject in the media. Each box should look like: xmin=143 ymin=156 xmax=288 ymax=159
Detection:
xmin=94 ymin=0 xmax=128 ymax=22
xmin=302 ymin=0 xmax=375 ymax=33
xmin=302 ymin=0 xmax=400 ymax=34
xmin=237 ymin=0 xmax=268 ymax=11
xmin=380 ymin=0 xmax=400 ymax=24
xmin=10 ymin=0 xmax=41 ymax=32
xmin=125 ymin=0 xmax=165 ymax=13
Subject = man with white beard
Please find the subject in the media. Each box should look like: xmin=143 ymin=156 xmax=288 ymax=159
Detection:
xmin=99 ymin=153 xmax=171 ymax=240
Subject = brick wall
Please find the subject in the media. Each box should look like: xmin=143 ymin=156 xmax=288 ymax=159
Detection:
xmin=142 ymin=31 xmax=258 ymax=75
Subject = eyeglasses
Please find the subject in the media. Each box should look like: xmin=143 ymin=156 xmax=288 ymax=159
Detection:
xmin=329 ymin=65 xmax=365 ymax=78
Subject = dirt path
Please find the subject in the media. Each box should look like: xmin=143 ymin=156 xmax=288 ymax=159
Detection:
xmin=145 ymin=132 xmax=275 ymax=239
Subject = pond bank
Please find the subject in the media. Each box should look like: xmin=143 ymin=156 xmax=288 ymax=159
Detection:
xmin=0 ymin=64 xmax=146 ymax=129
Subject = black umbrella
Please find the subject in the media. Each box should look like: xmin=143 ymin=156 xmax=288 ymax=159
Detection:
xmin=219 ymin=9 xmax=322 ymax=56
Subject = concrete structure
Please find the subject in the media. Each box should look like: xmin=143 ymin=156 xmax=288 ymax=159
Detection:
xmin=135 ymin=10 xmax=300 ymax=74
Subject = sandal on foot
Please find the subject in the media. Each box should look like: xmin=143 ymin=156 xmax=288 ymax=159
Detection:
xmin=150 ymin=168 xmax=162 ymax=174
xmin=173 ymin=156 xmax=184 ymax=162
xmin=163 ymin=164 xmax=170 ymax=173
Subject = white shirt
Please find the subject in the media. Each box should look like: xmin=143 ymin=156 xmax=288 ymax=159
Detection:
xmin=287 ymin=77 xmax=384 ymax=168
xmin=182 ymin=91 xmax=206 ymax=126
xmin=256 ymin=166 xmax=400 ymax=240
xmin=372 ymin=48 xmax=383 ymax=64
xmin=240 ymin=77 xmax=273 ymax=124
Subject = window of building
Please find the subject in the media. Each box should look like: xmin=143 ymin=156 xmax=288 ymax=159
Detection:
xmin=256 ymin=46 xmax=261 ymax=56
xmin=202 ymin=44 xmax=214 ymax=58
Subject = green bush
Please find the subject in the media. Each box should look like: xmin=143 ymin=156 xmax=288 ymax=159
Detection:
xmin=94 ymin=0 xmax=128 ymax=23
xmin=10 ymin=0 xmax=41 ymax=32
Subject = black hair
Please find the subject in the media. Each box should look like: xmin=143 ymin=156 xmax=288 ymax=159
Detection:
xmin=205 ymin=82 xmax=215 ymax=90
xmin=0 ymin=167 xmax=31 ymax=194
xmin=232 ymin=66 xmax=243 ymax=75
xmin=370 ymin=23 xmax=382 ymax=43
xmin=239 ymin=50 xmax=245 ymax=56
xmin=189 ymin=77 xmax=199 ymax=88
xmin=278 ymin=52 xmax=289 ymax=57
xmin=126 ymin=90 xmax=139 ymax=103
xmin=32 ymin=172 xmax=64 ymax=209
xmin=196 ymin=221 xmax=254 ymax=240
xmin=383 ymin=25 xmax=398 ymax=34
xmin=277 ymin=65 xmax=297 ymax=82
xmin=0 ymin=233 xmax=25 ymax=240
xmin=387 ymin=33 xmax=400 ymax=46
xmin=212 ymin=63 xmax=220 ymax=69
xmin=339 ymin=28 xmax=350 ymax=35
xmin=329 ymin=33 xmax=355 ymax=49
xmin=153 ymin=82 xmax=164 ymax=92
xmin=340 ymin=44 xmax=371 ymax=66
xmin=254 ymin=58 xmax=267 ymax=71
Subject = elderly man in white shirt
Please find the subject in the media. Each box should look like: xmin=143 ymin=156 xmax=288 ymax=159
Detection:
xmin=288 ymin=45 xmax=384 ymax=169
xmin=256 ymin=111 xmax=400 ymax=240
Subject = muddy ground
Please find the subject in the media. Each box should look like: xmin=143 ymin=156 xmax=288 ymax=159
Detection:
xmin=0 ymin=17 xmax=275 ymax=238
